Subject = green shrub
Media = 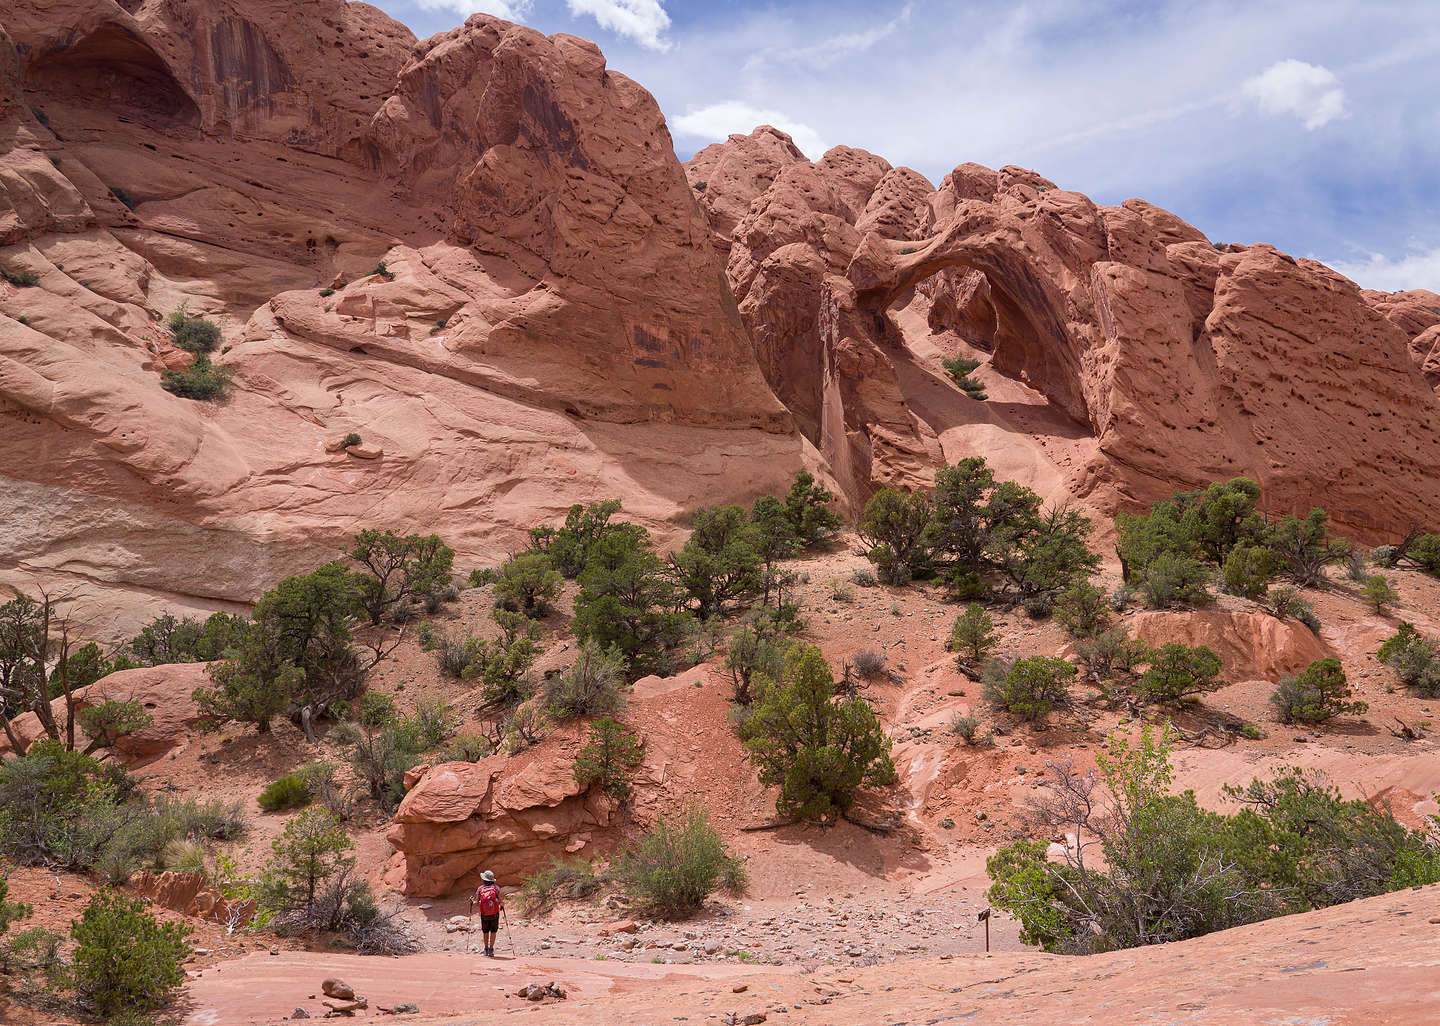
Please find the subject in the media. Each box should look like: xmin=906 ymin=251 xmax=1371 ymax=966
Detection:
xmin=1137 ymin=551 xmax=1211 ymax=608
xmin=1054 ymin=582 xmax=1109 ymax=637
xmin=1378 ymin=622 xmax=1440 ymax=697
xmin=267 ymin=808 xmax=354 ymax=910
xmin=570 ymin=522 xmax=691 ymax=676
xmin=737 ymin=644 xmax=895 ymax=821
xmin=1222 ymin=544 xmax=1276 ymax=600
xmin=1075 ymin=629 xmax=1151 ymax=681
xmin=615 ymin=804 xmax=744 ymax=919
xmin=129 ymin=611 xmax=248 ymax=665
xmin=781 ymin=470 xmax=843 ymax=549
xmin=941 ymin=355 xmax=987 ymax=400
xmin=528 ymin=500 xmax=627 ymax=578
xmin=668 ymin=505 xmax=763 ymax=618
xmin=850 ymin=567 xmax=878 ymax=587
xmin=411 ymin=700 xmax=455 ymax=750
xmin=436 ymin=733 xmax=491 ymax=762
xmin=1022 ymin=592 xmax=1054 ymax=619
xmin=0 ymin=872 xmax=31 ymax=939
xmin=859 ymin=488 xmax=932 ymax=586
xmin=1271 ymin=658 xmax=1367 ymax=724
xmin=1135 ymin=643 xmax=1223 ymax=704
xmin=160 ymin=354 xmax=232 ymax=400
xmin=1267 ymin=584 xmax=1321 ymax=633
xmin=348 ymin=529 xmax=455 ymax=625
xmin=984 ymin=723 xmax=1440 ymax=954
xmin=194 ymin=654 xmax=299 ymax=735
xmin=165 ymin=306 xmax=221 ymax=353
xmin=161 ymin=838 xmax=208 ymax=876
xmin=369 ymin=260 xmax=395 ymax=279
xmin=350 ymin=722 xmax=424 ymax=810
xmin=319 ymin=287 xmax=335 ymax=298
xmin=948 ymin=603 xmax=997 ymax=668
xmin=68 ymin=892 xmax=190 ymax=1018
xmin=493 ymin=551 xmax=562 ymax=616
xmin=951 ymin=713 xmax=981 ymax=743
xmin=573 ymin=717 xmax=644 ymax=799
xmin=357 ymin=690 xmax=397 ymax=727
xmin=1362 ymin=574 xmax=1399 ymax=613
xmin=501 ymin=702 xmax=552 ymax=753
xmin=983 ymin=656 xmax=1075 ymax=722
xmin=1344 ymin=549 xmax=1372 ymax=584
xmin=342 ymin=432 xmax=362 ymax=448
xmin=0 ymin=741 xmax=137 ymax=869
xmin=0 ymin=265 xmax=39 ymax=287
xmin=1266 ymin=509 xmax=1348 ymax=587
xmin=78 ymin=700 xmax=153 ymax=751
xmin=543 ymin=641 xmax=626 ymax=720
xmin=258 ymin=773 xmax=312 ymax=812
xmin=724 ymin=613 xmax=790 ymax=706
xmin=1407 ymin=534 xmax=1440 ymax=576
xmin=518 ymin=857 xmax=603 ymax=915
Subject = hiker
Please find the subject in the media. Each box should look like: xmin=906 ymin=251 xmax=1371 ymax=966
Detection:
xmin=471 ymin=870 xmax=504 ymax=957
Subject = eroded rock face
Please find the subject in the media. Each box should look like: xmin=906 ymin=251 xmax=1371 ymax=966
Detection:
xmin=129 ymin=870 xmax=242 ymax=924
xmin=384 ymin=757 xmax=612 ymax=897
xmin=1128 ymin=609 xmax=1333 ymax=682
xmin=685 ymin=126 xmax=807 ymax=257
xmin=689 ymin=139 xmax=1440 ymax=538
xmin=0 ymin=5 xmax=800 ymax=638
xmin=0 ymin=662 xmax=208 ymax=759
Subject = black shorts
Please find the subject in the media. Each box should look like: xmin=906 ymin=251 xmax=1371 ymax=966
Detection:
xmin=480 ymin=913 xmax=499 ymax=932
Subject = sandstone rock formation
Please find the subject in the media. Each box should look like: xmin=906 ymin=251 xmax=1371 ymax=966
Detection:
xmin=689 ymin=137 xmax=1440 ymax=539
xmin=0 ymin=661 xmax=208 ymax=760
xmin=6 ymin=0 xmax=1440 ymax=645
xmin=384 ymin=756 xmax=612 ymax=897
xmin=0 ymin=2 xmax=801 ymax=639
xmin=129 ymin=869 xmax=244 ymax=924
xmin=1128 ymin=608 xmax=1332 ymax=682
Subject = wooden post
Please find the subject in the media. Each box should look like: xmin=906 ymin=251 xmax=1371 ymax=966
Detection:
xmin=978 ymin=908 xmax=991 ymax=952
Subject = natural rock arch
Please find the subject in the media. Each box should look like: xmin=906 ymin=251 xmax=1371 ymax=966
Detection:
xmin=845 ymin=215 xmax=1095 ymax=426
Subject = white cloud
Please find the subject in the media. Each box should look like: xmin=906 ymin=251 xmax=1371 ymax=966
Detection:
xmin=759 ymin=3 xmax=914 ymax=70
xmin=414 ymin=0 xmax=532 ymax=20
xmin=672 ymin=101 xmax=826 ymax=160
xmin=1326 ymin=246 xmax=1440 ymax=293
xmin=1241 ymin=59 xmax=1347 ymax=129
xmin=566 ymin=0 xmax=671 ymax=51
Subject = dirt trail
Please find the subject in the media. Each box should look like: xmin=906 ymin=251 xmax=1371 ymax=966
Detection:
xmin=181 ymin=886 xmax=1440 ymax=1026
xmin=181 ymin=951 xmax=778 ymax=1025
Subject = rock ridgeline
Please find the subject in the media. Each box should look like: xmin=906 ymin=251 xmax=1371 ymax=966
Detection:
xmin=687 ymin=128 xmax=1440 ymax=539
xmin=2 ymin=0 xmax=1438 ymax=640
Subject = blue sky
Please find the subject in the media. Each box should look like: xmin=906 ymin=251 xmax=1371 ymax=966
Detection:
xmin=370 ymin=0 xmax=1440 ymax=292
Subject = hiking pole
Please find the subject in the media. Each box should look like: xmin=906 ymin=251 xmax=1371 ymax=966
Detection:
xmin=502 ymin=907 xmax=516 ymax=956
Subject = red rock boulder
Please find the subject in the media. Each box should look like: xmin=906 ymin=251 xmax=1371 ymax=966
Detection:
xmin=384 ymin=756 xmax=613 ymax=897
xmin=1129 ymin=608 xmax=1333 ymax=682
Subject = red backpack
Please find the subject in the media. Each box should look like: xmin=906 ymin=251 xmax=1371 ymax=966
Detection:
xmin=475 ymin=884 xmax=501 ymax=916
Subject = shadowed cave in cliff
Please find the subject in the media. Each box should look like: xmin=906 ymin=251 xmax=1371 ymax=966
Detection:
xmin=25 ymin=21 xmax=201 ymax=130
